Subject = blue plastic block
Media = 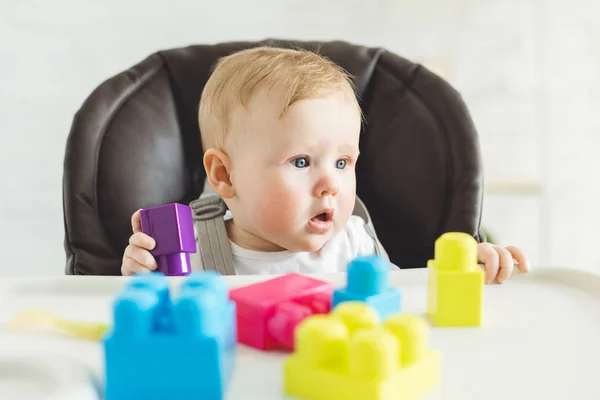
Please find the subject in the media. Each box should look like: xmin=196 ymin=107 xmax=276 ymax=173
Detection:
xmin=332 ymin=255 xmax=402 ymax=320
xmin=104 ymin=271 xmax=236 ymax=400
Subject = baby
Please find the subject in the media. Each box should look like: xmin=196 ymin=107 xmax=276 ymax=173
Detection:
xmin=121 ymin=46 xmax=530 ymax=284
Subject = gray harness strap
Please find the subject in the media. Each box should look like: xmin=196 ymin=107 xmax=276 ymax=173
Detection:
xmin=189 ymin=194 xmax=236 ymax=275
xmin=189 ymin=187 xmax=388 ymax=275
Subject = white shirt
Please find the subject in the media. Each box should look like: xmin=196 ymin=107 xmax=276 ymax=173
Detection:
xmin=192 ymin=215 xmax=382 ymax=275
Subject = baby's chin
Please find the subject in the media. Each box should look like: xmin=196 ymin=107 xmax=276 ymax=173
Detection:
xmin=282 ymin=233 xmax=334 ymax=253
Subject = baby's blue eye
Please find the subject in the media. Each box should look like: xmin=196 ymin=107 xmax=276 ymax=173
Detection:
xmin=336 ymin=159 xmax=346 ymax=169
xmin=291 ymin=157 xmax=309 ymax=168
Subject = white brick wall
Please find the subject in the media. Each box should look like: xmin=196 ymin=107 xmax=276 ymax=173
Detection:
xmin=1 ymin=0 xmax=597 ymax=275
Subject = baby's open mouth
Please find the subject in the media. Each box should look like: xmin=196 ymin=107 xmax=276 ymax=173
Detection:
xmin=307 ymin=208 xmax=334 ymax=233
xmin=310 ymin=209 xmax=334 ymax=222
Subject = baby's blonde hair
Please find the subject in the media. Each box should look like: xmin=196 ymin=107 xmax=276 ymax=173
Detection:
xmin=198 ymin=46 xmax=361 ymax=151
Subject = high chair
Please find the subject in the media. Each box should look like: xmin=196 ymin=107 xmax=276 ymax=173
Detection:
xmin=62 ymin=39 xmax=485 ymax=275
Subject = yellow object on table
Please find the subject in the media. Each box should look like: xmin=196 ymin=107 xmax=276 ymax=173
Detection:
xmin=284 ymin=302 xmax=440 ymax=400
xmin=427 ymin=232 xmax=484 ymax=327
xmin=4 ymin=308 xmax=109 ymax=341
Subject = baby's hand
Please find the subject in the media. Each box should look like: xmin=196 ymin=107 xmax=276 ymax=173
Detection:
xmin=121 ymin=209 xmax=158 ymax=276
xmin=477 ymin=242 xmax=530 ymax=284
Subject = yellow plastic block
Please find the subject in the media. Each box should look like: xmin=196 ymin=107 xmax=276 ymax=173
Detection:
xmin=427 ymin=232 xmax=484 ymax=327
xmin=284 ymin=302 xmax=440 ymax=400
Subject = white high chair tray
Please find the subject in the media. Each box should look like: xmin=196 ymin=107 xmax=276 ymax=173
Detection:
xmin=0 ymin=267 xmax=598 ymax=400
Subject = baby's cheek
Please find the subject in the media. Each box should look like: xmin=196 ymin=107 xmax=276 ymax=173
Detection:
xmin=341 ymin=190 xmax=356 ymax=217
xmin=254 ymin=185 xmax=300 ymax=234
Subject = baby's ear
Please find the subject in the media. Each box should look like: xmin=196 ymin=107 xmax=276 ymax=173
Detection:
xmin=203 ymin=149 xmax=235 ymax=198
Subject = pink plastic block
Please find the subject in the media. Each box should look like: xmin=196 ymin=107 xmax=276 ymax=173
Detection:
xmin=229 ymin=274 xmax=334 ymax=351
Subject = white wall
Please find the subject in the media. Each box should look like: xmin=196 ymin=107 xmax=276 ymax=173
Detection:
xmin=1 ymin=0 xmax=597 ymax=276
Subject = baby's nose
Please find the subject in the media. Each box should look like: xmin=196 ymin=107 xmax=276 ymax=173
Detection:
xmin=314 ymin=175 xmax=339 ymax=197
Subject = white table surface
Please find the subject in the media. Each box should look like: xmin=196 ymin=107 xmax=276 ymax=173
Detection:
xmin=1 ymin=267 xmax=600 ymax=400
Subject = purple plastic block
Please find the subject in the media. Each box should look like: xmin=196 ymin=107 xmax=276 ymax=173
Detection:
xmin=140 ymin=203 xmax=197 ymax=276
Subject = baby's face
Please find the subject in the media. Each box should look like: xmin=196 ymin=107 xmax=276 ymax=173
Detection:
xmin=228 ymin=89 xmax=361 ymax=252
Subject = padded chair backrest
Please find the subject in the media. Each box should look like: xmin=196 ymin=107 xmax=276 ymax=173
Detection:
xmin=62 ymin=39 xmax=485 ymax=275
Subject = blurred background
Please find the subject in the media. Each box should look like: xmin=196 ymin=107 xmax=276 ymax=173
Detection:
xmin=1 ymin=0 xmax=596 ymax=276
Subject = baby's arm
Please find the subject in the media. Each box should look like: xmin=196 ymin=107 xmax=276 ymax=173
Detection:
xmin=120 ymin=209 xmax=158 ymax=276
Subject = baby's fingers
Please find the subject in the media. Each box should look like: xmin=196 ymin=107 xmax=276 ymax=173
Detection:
xmin=492 ymin=245 xmax=515 ymax=284
xmin=123 ymin=244 xmax=157 ymax=271
xmin=131 ymin=209 xmax=143 ymax=233
xmin=506 ymin=245 xmax=531 ymax=273
xmin=477 ymin=242 xmax=499 ymax=284
xmin=129 ymin=232 xmax=156 ymax=250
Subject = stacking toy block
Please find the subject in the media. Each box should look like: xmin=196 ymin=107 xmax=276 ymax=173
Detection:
xmin=229 ymin=273 xmax=333 ymax=351
xmin=332 ymin=255 xmax=401 ymax=320
xmin=140 ymin=203 xmax=196 ymax=276
xmin=427 ymin=232 xmax=484 ymax=327
xmin=284 ymin=302 xmax=440 ymax=400
xmin=104 ymin=271 xmax=236 ymax=400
